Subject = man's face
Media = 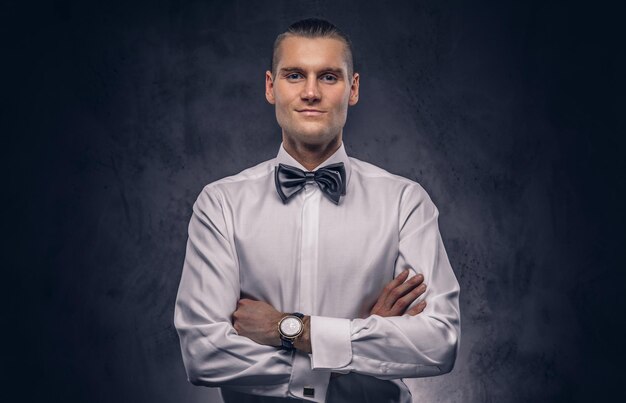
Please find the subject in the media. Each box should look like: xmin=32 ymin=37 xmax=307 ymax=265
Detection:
xmin=265 ymin=36 xmax=359 ymax=146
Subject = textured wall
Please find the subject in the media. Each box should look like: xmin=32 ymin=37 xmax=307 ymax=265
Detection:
xmin=6 ymin=0 xmax=625 ymax=402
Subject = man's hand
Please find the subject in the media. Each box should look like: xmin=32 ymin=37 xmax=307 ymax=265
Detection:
xmin=232 ymin=299 xmax=284 ymax=347
xmin=370 ymin=268 xmax=427 ymax=317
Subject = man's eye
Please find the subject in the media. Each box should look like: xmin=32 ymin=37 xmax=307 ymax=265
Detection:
xmin=321 ymin=74 xmax=337 ymax=82
xmin=287 ymin=73 xmax=302 ymax=80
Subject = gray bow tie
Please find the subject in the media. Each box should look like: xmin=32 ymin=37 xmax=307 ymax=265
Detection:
xmin=274 ymin=162 xmax=346 ymax=205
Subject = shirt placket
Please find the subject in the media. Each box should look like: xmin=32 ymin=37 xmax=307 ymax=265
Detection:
xmin=288 ymin=181 xmax=330 ymax=402
xmin=299 ymin=179 xmax=320 ymax=313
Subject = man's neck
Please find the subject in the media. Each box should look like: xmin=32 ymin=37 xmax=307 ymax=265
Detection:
xmin=282 ymin=135 xmax=342 ymax=171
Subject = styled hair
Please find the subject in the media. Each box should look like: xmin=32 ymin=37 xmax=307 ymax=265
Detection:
xmin=270 ymin=18 xmax=355 ymax=76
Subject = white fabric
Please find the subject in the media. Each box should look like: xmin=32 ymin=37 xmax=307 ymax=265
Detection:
xmin=174 ymin=142 xmax=461 ymax=402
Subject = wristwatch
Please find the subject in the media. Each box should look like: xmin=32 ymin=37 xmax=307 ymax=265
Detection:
xmin=278 ymin=312 xmax=304 ymax=350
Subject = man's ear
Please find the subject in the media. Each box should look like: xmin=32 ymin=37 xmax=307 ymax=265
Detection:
xmin=349 ymin=72 xmax=360 ymax=106
xmin=265 ymin=71 xmax=276 ymax=104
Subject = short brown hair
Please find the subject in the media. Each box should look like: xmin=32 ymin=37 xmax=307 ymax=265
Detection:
xmin=270 ymin=18 xmax=355 ymax=76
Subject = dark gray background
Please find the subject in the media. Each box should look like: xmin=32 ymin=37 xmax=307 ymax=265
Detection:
xmin=5 ymin=0 xmax=625 ymax=402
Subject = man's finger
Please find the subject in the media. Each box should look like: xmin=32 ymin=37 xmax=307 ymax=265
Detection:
xmin=406 ymin=301 xmax=427 ymax=316
xmin=392 ymin=283 xmax=426 ymax=314
xmin=385 ymin=269 xmax=410 ymax=293
xmin=382 ymin=273 xmax=424 ymax=310
xmin=375 ymin=269 xmax=410 ymax=307
xmin=370 ymin=269 xmax=426 ymax=316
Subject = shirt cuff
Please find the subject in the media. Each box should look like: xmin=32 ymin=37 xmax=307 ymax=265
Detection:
xmin=309 ymin=316 xmax=352 ymax=370
xmin=288 ymin=351 xmax=331 ymax=402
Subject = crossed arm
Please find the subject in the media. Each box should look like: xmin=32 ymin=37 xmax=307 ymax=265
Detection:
xmin=175 ymin=183 xmax=460 ymax=394
xmin=232 ymin=268 xmax=428 ymax=353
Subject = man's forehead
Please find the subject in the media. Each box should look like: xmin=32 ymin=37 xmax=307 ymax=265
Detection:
xmin=276 ymin=36 xmax=349 ymax=71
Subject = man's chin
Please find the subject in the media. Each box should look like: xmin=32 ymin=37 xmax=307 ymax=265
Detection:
xmin=286 ymin=128 xmax=338 ymax=145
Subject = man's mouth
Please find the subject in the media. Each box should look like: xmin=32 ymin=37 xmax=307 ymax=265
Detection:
xmin=297 ymin=109 xmax=326 ymax=116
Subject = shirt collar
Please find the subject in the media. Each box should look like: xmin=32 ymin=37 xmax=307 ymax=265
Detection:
xmin=275 ymin=141 xmax=352 ymax=190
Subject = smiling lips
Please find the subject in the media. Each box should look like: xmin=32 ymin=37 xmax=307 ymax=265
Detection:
xmin=297 ymin=109 xmax=326 ymax=116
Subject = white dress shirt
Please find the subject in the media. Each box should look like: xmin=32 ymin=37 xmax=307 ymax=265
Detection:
xmin=174 ymin=142 xmax=461 ymax=403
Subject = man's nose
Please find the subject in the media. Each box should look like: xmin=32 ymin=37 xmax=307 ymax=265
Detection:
xmin=301 ymin=77 xmax=321 ymax=102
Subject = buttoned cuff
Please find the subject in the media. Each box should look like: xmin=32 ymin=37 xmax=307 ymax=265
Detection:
xmin=309 ymin=316 xmax=352 ymax=370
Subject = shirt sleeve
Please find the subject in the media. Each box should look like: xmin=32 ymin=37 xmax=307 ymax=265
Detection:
xmin=174 ymin=185 xmax=293 ymax=396
xmin=309 ymin=183 xmax=461 ymax=379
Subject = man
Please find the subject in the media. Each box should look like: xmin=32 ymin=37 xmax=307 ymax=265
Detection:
xmin=174 ymin=18 xmax=460 ymax=403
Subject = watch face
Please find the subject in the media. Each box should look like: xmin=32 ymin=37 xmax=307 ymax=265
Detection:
xmin=280 ymin=317 xmax=302 ymax=337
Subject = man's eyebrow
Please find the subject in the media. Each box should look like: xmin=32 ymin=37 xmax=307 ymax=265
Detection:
xmin=279 ymin=67 xmax=345 ymax=75
xmin=278 ymin=67 xmax=301 ymax=74
xmin=320 ymin=67 xmax=345 ymax=75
